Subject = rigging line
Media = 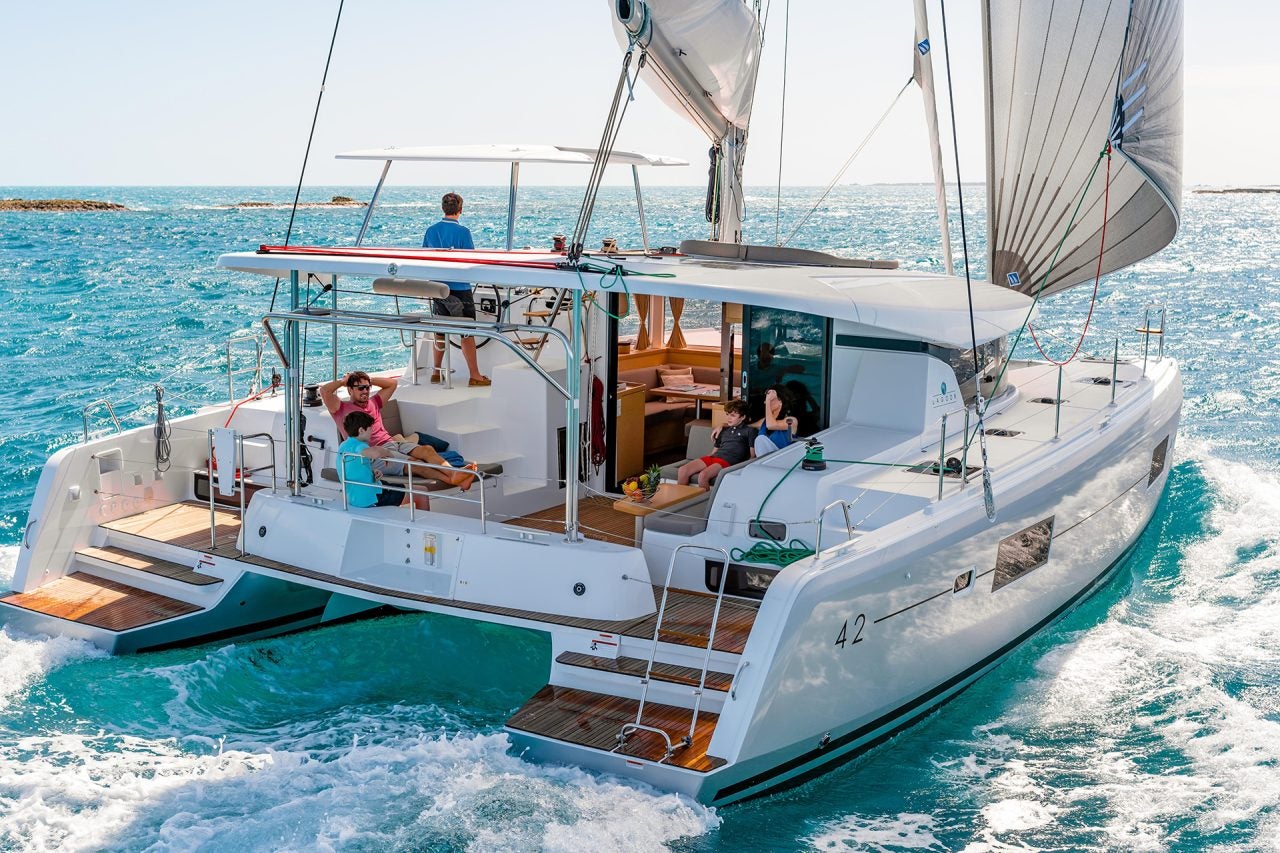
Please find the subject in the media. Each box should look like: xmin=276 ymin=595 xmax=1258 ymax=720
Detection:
xmin=270 ymin=0 xmax=346 ymax=313
xmin=1028 ymin=143 xmax=1112 ymax=365
xmin=959 ymin=144 xmax=1110 ymax=457
xmin=782 ymin=76 xmax=914 ymax=248
xmin=773 ymin=0 xmax=791 ymax=246
xmin=569 ymin=49 xmax=643 ymax=262
xmin=939 ymin=0 xmax=996 ymax=521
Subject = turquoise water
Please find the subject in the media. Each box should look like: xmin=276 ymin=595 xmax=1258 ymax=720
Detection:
xmin=1 ymin=185 xmax=1278 ymax=851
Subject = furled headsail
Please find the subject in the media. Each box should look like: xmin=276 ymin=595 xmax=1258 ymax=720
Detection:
xmin=983 ymin=0 xmax=1183 ymax=297
xmin=611 ymin=0 xmax=763 ymax=140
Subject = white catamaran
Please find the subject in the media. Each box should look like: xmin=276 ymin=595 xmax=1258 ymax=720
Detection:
xmin=3 ymin=0 xmax=1183 ymax=803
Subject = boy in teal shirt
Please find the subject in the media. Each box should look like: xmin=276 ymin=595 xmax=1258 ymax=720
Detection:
xmin=338 ymin=411 xmax=405 ymax=508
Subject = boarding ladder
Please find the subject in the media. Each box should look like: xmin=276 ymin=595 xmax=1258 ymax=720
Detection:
xmin=615 ymin=543 xmax=733 ymax=761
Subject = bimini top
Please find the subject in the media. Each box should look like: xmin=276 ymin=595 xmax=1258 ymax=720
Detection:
xmin=218 ymin=246 xmax=1034 ymax=348
xmin=335 ymin=143 xmax=688 ymax=168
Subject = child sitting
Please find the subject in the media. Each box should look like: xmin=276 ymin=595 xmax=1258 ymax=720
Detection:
xmin=677 ymin=399 xmax=758 ymax=490
xmin=754 ymin=385 xmax=798 ymax=457
xmin=338 ymin=411 xmax=410 ymax=508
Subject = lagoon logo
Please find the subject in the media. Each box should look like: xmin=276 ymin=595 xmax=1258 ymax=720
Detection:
xmin=930 ymin=380 xmax=960 ymax=409
xmin=387 ymin=263 xmax=399 ymax=275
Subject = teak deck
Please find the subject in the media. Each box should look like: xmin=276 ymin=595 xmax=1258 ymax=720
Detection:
xmin=507 ymin=495 xmax=637 ymax=546
xmin=0 ymin=573 xmax=201 ymax=631
xmin=97 ymin=502 xmax=759 ymax=653
xmin=102 ymin=501 xmax=241 ymax=552
xmin=507 ymin=684 xmax=726 ymax=772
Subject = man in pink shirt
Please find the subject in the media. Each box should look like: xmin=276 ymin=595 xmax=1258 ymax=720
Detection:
xmin=321 ymin=371 xmax=474 ymax=489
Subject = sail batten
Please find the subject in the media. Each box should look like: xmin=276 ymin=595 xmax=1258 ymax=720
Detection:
xmin=984 ymin=0 xmax=1183 ymax=297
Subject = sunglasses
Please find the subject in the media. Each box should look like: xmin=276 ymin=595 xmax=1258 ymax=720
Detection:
xmin=351 ymin=384 xmax=371 ymax=391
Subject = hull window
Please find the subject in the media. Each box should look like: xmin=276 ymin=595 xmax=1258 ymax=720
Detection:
xmin=706 ymin=559 xmax=779 ymax=599
xmin=1148 ymin=436 xmax=1169 ymax=486
xmin=992 ymin=517 xmax=1054 ymax=591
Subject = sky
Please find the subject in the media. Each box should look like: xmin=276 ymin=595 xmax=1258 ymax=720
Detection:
xmin=1 ymin=0 xmax=1276 ymax=188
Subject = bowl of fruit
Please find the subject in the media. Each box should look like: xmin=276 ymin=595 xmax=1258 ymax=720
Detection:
xmin=622 ymin=465 xmax=663 ymax=502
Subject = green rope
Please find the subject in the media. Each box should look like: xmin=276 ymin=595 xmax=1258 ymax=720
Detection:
xmin=731 ymin=538 xmax=814 ymax=567
xmin=572 ymin=260 xmax=677 ymax=322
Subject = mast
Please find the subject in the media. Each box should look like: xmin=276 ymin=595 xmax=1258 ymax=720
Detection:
xmin=913 ymin=0 xmax=954 ymax=275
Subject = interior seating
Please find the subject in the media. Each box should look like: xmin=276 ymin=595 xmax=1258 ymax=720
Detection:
xmin=616 ymin=362 xmax=721 ymax=455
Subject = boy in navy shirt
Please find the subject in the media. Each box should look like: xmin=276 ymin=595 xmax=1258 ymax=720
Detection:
xmin=677 ymin=399 xmax=758 ymax=490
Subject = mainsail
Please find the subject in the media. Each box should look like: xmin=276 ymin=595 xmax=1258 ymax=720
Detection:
xmin=983 ymin=0 xmax=1183 ymax=297
xmin=611 ymin=0 xmax=763 ymax=140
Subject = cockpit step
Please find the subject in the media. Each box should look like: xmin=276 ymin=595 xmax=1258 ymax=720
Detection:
xmin=77 ymin=545 xmax=222 ymax=586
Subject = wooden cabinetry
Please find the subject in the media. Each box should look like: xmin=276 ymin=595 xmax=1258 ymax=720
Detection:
xmin=615 ymin=382 xmax=646 ymax=480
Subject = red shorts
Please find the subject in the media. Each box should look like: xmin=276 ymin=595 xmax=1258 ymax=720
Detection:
xmin=699 ymin=455 xmax=731 ymax=469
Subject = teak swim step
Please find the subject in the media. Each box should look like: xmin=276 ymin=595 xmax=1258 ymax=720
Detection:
xmin=0 ymin=573 xmax=201 ymax=631
xmin=506 ymin=684 xmax=727 ymax=772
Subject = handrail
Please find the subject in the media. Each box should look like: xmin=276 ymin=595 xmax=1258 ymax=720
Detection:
xmin=22 ymin=518 xmax=37 ymax=550
xmin=82 ymin=399 xmax=122 ymax=443
xmin=621 ymin=543 xmax=732 ymax=755
xmin=728 ymin=659 xmax=750 ymax=700
xmin=815 ymin=500 xmax=855 ymax=553
xmin=614 ymin=723 xmax=675 ymax=761
xmin=335 ymin=450 xmax=490 ymax=530
xmin=261 ymin=309 xmax=573 ymax=400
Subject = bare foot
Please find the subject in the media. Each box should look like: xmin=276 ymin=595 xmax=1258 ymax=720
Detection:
xmin=452 ymin=462 xmax=479 ymax=491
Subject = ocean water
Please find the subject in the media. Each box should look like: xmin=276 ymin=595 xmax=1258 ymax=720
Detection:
xmin=1 ymin=184 xmax=1278 ymax=851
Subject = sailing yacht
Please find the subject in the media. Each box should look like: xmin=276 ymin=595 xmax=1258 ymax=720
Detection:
xmin=2 ymin=0 xmax=1183 ymax=803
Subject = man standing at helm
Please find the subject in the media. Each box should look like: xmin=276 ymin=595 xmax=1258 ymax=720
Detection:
xmin=424 ymin=192 xmax=490 ymax=387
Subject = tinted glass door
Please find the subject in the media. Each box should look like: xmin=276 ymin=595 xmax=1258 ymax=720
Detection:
xmin=742 ymin=306 xmax=831 ymax=436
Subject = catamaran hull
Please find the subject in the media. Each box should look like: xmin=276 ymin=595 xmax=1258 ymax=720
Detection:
xmin=508 ymin=362 xmax=1182 ymax=805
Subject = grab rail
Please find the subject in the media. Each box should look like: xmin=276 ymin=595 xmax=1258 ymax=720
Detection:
xmin=815 ymin=500 xmax=855 ymax=553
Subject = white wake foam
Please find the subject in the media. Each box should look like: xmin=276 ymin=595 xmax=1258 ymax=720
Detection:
xmin=933 ymin=448 xmax=1280 ymax=850
xmin=1 ymin=544 xmax=17 ymax=589
xmin=0 ymin=547 xmax=107 ymax=714
xmin=0 ymin=727 xmax=718 ymax=852
xmin=804 ymin=813 xmax=943 ymax=851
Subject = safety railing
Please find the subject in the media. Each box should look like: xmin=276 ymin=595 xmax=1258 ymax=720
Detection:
xmin=206 ymin=429 xmax=279 ymax=554
xmin=334 ymin=450 xmax=491 ymax=530
xmin=616 ymin=543 xmax=732 ymax=762
xmin=81 ymin=399 xmax=122 ymax=442
xmin=225 ymin=330 xmax=264 ymax=404
xmin=1138 ymin=301 xmax=1167 ymax=376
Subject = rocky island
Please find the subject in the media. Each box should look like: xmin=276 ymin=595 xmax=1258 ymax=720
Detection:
xmin=0 ymin=198 xmax=128 ymax=211
xmin=229 ymin=195 xmax=366 ymax=209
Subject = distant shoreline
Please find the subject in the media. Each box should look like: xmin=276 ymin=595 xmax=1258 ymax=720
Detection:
xmin=1192 ymin=187 xmax=1280 ymax=194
